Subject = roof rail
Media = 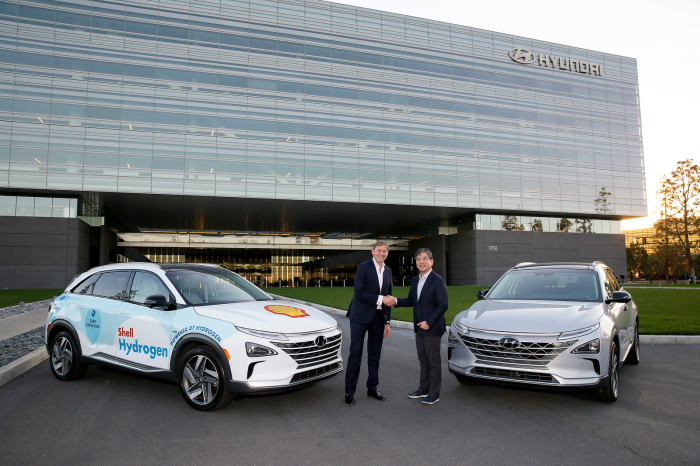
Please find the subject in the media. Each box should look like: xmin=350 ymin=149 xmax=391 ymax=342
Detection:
xmin=514 ymin=262 xmax=594 ymax=269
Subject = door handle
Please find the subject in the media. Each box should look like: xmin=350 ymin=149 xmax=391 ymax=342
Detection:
xmin=119 ymin=312 xmax=131 ymax=317
xmin=623 ymin=306 xmax=628 ymax=311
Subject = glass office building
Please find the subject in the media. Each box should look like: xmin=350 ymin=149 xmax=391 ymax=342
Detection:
xmin=0 ymin=0 xmax=645 ymax=286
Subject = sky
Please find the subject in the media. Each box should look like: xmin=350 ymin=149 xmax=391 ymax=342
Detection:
xmin=336 ymin=0 xmax=700 ymax=230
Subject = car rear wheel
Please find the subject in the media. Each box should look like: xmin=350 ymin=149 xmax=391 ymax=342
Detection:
xmin=625 ymin=321 xmax=640 ymax=365
xmin=49 ymin=331 xmax=88 ymax=381
xmin=593 ymin=340 xmax=619 ymax=403
xmin=178 ymin=347 xmax=233 ymax=411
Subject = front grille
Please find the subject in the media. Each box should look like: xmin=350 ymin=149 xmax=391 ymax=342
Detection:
xmin=273 ymin=333 xmax=342 ymax=369
xmin=472 ymin=367 xmax=557 ymax=383
xmin=291 ymin=362 xmax=342 ymax=383
xmin=460 ymin=335 xmax=575 ymax=369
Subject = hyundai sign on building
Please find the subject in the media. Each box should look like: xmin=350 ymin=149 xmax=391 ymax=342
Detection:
xmin=0 ymin=0 xmax=645 ymax=288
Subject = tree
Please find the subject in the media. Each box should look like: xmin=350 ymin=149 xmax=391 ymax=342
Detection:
xmin=557 ymin=218 xmax=573 ymax=232
xmin=626 ymin=242 xmax=648 ymax=280
xmin=530 ymin=219 xmax=543 ymax=231
xmin=657 ymin=160 xmax=700 ymax=283
xmin=502 ymin=215 xmax=523 ymax=231
xmin=595 ymin=186 xmax=613 ymax=214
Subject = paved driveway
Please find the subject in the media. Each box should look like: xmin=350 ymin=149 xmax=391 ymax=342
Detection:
xmin=0 ymin=314 xmax=698 ymax=466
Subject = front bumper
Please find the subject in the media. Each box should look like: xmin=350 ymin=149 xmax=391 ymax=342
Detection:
xmin=229 ymin=361 xmax=343 ymax=395
xmin=224 ymin=326 xmax=344 ymax=395
xmin=447 ymin=327 xmax=608 ymax=390
xmin=448 ymin=363 xmax=608 ymax=391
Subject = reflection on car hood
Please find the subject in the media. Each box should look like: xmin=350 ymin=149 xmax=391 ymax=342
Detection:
xmin=454 ymin=300 xmax=604 ymax=334
xmin=193 ymin=300 xmax=337 ymax=333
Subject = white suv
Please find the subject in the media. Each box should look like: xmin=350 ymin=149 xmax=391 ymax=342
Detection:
xmin=448 ymin=262 xmax=639 ymax=402
xmin=46 ymin=263 xmax=343 ymax=410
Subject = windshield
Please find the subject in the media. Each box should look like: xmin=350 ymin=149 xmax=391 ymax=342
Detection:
xmin=165 ymin=267 xmax=271 ymax=306
xmin=488 ymin=269 xmax=602 ymax=302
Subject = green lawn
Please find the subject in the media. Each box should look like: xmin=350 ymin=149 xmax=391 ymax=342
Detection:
xmin=0 ymin=289 xmax=64 ymax=309
xmin=271 ymin=286 xmax=699 ymax=335
xmin=271 ymin=286 xmax=485 ymax=326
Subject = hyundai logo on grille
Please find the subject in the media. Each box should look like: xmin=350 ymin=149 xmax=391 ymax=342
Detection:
xmin=509 ymin=48 xmax=535 ymax=64
xmin=498 ymin=337 xmax=521 ymax=349
xmin=314 ymin=335 xmax=327 ymax=347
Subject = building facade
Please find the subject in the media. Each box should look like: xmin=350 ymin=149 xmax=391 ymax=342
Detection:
xmin=0 ymin=0 xmax=645 ymax=287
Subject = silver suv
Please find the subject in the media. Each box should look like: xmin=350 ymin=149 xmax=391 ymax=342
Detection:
xmin=448 ymin=262 xmax=639 ymax=402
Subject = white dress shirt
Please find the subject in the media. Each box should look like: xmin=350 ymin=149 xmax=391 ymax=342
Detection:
xmin=373 ymin=258 xmax=385 ymax=309
xmin=417 ymin=269 xmax=432 ymax=301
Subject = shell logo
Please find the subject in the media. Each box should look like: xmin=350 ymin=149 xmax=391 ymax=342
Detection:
xmin=264 ymin=305 xmax=310 ymax=318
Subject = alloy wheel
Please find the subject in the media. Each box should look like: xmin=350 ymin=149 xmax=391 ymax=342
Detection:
xmin=611 ymin=347 xmax=619 ymax=398
xmin=182 ymin=355 xmax=220 ymax=406
xmin=52 ymin=336 xmax=73 ymax=376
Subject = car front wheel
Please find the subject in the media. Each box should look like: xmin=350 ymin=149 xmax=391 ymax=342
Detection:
xmin=178 ymin=347 xmax=233 ymax=411
xmin=593 ymin=340 xmax=619 ymax=403
xmin=49 ymin=331 xmax=88 ymax=381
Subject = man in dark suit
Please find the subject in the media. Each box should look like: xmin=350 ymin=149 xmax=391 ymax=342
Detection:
xmin=344 ymin=240 xmax=393 ymax=406
xmin=394 ymin=248 xmax=448 ymax=405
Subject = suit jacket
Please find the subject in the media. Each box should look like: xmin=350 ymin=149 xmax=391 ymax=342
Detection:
xmin=348 ymin=259 xmax=393 ymax=325
xmin=396 ymin=271 xmax=448 ymax=336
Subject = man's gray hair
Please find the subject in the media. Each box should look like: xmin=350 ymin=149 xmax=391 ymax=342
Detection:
xmin=372 ymin=240 xmax=389 ymax=250
xmin=415 ymin=248 xmax=433 ymax=260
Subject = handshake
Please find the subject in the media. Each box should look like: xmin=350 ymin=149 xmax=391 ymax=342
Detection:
xmin=382 ymin=295 xmax=398 ymax=307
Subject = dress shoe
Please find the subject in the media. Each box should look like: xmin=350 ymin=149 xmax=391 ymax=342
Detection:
xmin=421 ymin=395 xmax=439 ymax=405
xmin=345 ymin=393 xmax=355 ymax=406
xmin=407 ymin=390 xmax=429 ymax=399
xmin=367 ymin=389 xmax=386 ymax=401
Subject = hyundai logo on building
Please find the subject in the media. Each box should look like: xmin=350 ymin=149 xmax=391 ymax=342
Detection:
xmin=509 ymin=48 xmax=535 ymax=64
xmin=498 ymin=337 xmax=521 ymax=349
xmin=508 ymin=47 xmax=603 ymax=76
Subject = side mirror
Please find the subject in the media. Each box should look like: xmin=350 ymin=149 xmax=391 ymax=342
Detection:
xmin=145 ymin=294 xmax=168 ymax=308
xmin=605 ymin=290 xmax=632 ymax=305
xmin=476 ymin=289 xmax=489 ymax=300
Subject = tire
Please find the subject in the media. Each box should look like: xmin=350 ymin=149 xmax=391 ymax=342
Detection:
xmin=455 ymin=374 xmax=478 ymax=386
xmin=49 ymin=331 xmax=88 ymax=381
xmin=593 ymin=340 xmax=619 ymax=403
xmin=178 ymin=347 xmax=234 ymax=411
xmin=625 ymin=321 xmax=640 ymax=365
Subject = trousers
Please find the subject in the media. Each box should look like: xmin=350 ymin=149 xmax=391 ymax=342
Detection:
xmin=344 ymin=309 xmax=385 ymax=395
xmin=415 ymin=331 xmax=442 ymax=397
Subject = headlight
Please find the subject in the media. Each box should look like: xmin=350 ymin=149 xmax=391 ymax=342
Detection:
xmin=447 ymin=330 xmax=460 ymax=344
xmin=245 ymin=342 xmax=278 ymax=357
xmin=452 ymin=320 xmax=470 ymax=335
xmin=572 ymin=339 xmax=600 ymax=354
xmin=237 ymin=327 xmax=288 ymax=341
xmin=558 ymin=323 xmax=600 ymax=341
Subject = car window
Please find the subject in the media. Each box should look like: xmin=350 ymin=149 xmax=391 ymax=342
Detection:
xmin=488 ymin=269 xmax=602 ymax=302
xmin=165 ymin=267 xmax=271 ymax=306
xmin=603 ymin=271 xmax=615 ymax=298
xmin=128 ymin=272 xmax=174 ymax=304
xmin=92 ymin=271 xmax=131 ymax=299
xmin=72 ymin=273 xmax=100 ymax=295
xmin=606 ymin=269 xmax=621 ymax=290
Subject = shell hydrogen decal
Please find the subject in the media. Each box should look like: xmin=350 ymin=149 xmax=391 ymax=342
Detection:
xmin=117 ymin=327 xmax=168 ymax=359
xmin=264 ymin=305 xmax=310 ymax=318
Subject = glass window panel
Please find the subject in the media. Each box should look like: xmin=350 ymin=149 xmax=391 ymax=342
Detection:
xmin=0 ymin=196 xmax=16 ymax=216
xmin=15 ymin=197 xmax=34 ymax=216
xmin=33 ymin=197 xmax=52 ymax=217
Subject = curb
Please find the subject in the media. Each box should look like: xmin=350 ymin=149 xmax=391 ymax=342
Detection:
xmin=0 ymin=347 xmax=48 ymax=388
xmin=269 ymin=294 xmax=700 ymax=344
xmin=639 ymin=335 xmax=700 ymax=344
